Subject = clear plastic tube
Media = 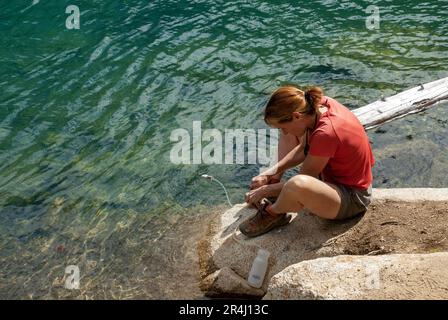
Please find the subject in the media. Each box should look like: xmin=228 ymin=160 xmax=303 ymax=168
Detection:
xmin=200 ymin=174 xmax=233 ymax=207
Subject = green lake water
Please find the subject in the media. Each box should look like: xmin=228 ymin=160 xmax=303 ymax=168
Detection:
xmin=0 ymin=0 xmax=447 ymax=298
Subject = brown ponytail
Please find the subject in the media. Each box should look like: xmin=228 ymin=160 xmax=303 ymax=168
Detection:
xmin=303 ymin=86 xmax=323 ymax=115
xmin=264 ymin=85 xmax=323 ymax=124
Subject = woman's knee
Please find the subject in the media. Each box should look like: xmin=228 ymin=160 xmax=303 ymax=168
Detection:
xmin=284 ymin=174 xmax=312 ymax=192
xmin=279 ymin=131 xmax=299 ymax=144
xmin=278 ymin=132 xmax=300 ymax=153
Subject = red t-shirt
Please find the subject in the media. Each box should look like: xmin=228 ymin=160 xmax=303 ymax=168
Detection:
xmin=308 ymin=96 xmax=374 ymax=190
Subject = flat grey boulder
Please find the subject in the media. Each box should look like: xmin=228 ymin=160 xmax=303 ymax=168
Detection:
xmin=264 ymin=253 xmax=448 ymax=300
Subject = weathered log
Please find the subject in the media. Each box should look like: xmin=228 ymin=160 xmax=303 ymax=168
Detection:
xmin=352 ymin=76 xmax=448 ymax=130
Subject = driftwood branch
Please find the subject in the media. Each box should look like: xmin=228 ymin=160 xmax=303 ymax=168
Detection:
xmin=352 ymin=77 xmax=448 ymax=130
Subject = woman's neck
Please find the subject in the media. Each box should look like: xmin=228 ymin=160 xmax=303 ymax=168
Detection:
xmin=306 ymin=112 xmax=319 ymax=130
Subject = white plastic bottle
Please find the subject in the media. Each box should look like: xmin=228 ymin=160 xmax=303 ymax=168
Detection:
xmin=247 ymin=249 xmax=270 ymax=288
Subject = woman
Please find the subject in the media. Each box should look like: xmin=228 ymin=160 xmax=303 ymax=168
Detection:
xmin=239 ymin=85 xmax=375 ymax=237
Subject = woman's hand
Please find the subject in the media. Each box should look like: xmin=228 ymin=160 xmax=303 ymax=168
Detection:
xmin=250 ymin=175 xmax=280 ymax=190
xmin=245 ymin=185 xmax=270 ymax=206
xmin=250 ymin=175 xmax=270 ymax=190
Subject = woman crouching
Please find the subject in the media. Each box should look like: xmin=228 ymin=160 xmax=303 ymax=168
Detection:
xmin=240 ymin=85 xmax=375 ymax=237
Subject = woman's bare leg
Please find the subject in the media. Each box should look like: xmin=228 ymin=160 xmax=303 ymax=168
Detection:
xmin=270 ymin=174 xmax=342 ymax=220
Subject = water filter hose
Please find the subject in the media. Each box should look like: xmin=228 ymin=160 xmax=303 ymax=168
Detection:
xmin=200 ymin=174 xmax=264 ymax=249
xmin=200 ymin=174 xmax=233 ymax=207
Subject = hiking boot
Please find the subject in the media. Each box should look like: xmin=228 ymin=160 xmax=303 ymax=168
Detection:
xmin=239 ymin=201 xmax=291 ymax=238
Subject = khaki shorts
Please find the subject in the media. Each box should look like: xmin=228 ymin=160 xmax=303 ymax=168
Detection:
xmin=335 ymin=184 xmax=372 ymax=220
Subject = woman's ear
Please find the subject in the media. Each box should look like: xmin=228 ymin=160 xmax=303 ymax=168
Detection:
xmin=292 ymin=111 xmax=301 ymax=120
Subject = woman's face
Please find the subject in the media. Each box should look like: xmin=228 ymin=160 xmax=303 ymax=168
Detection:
xmin=268 ymin=112 xmax=308 ymax=137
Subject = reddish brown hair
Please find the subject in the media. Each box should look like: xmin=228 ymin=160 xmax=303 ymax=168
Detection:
xmin=264 ymin=85 xmax=323 ymax=124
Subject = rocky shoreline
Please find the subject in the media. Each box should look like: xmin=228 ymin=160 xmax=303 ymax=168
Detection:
xmin=198 ymin=188 xmax=448 ymax=299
